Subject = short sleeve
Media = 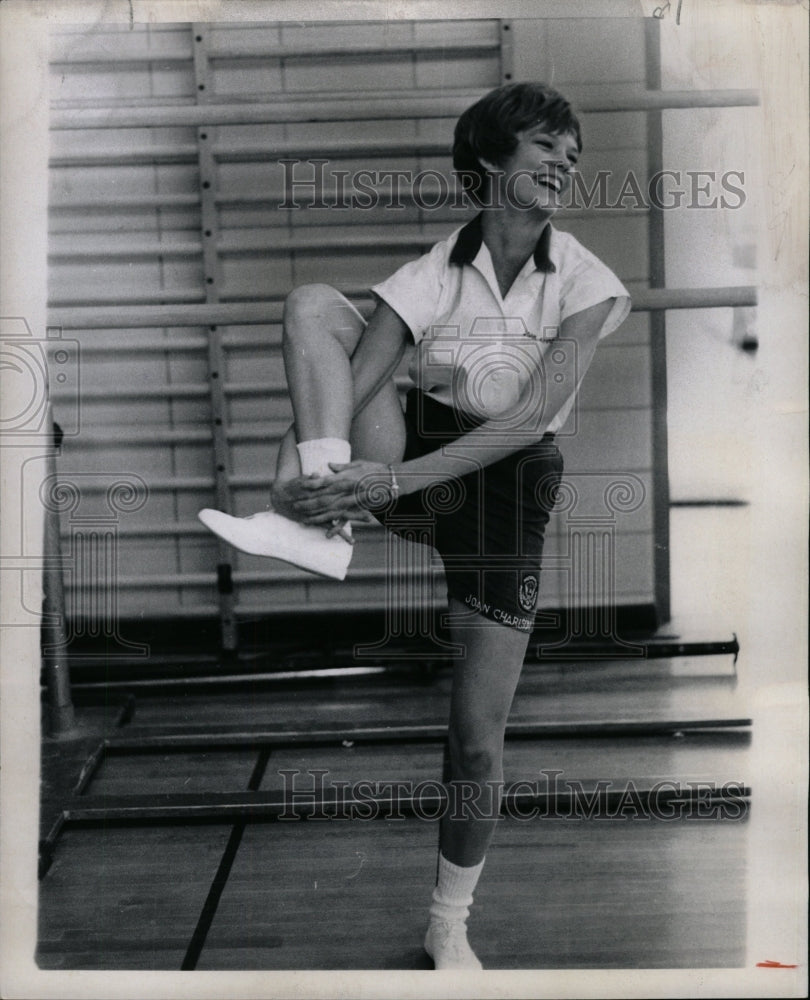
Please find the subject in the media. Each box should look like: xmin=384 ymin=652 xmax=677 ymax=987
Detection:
xmin=560 ymin=256 xmax=631 ymax=340
xmin=370 ymin=240 xmax=448 ymax=344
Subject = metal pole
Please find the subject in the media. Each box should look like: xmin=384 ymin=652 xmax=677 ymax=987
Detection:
xmin=42 ymin=418 xmax=78 ymax=738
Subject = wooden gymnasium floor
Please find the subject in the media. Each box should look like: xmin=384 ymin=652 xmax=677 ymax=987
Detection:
xmin=37 ymin=652 xmax=750 ymax=970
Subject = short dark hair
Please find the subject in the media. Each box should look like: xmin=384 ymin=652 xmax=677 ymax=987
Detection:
xmin=452 ymin=82 xmax=582 ymax=201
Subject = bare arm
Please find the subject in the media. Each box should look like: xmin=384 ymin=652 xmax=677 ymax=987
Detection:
xmin=292 ymin=299 xmax=614 ymax=523
xmin=394 ymin=298 xmax=614 ymax=494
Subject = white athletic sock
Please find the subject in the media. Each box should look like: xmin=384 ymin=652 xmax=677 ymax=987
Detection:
xmin=296 ymin=437 xmax=351 ymax=477
xmin=296 ymin=437 xmax=352 ymax=537
xmin=429 ymin=853 xmax=485 ymax=924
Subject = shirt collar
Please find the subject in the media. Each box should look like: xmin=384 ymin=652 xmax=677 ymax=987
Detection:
xmin=449 ymin=212 xmax=556 ymax=273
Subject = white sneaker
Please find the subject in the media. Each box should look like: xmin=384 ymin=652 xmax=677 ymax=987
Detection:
xmin=424 ymin=919 xmax=483 ymax=970
xmin=197 ymin=508 xmax=353 ymax=580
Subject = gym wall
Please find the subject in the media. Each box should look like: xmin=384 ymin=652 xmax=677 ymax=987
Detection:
xmin=47 ymin=18 xmax=664 ymax=646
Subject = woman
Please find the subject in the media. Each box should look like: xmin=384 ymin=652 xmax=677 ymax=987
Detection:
xmin=200 ymin=82 xmax=630 ymax=969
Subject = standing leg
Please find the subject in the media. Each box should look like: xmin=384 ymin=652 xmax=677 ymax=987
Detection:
xmin=425 ymin=598 xmax=532 ymax=969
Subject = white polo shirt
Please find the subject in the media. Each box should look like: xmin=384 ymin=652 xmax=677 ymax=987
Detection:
xmin=371 ymin=214 xmax=631 ymax=432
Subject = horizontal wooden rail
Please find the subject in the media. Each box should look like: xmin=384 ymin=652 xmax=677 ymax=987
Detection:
xmin=50 ymin=192 xmax=648 ymax=222
xmin=50 ymin=376 xmax=409 ymax=403
xmin=48 ymin=288 xmax=206 ymax=311
xmin=51 ymin=377 xmax=652 ymax=407
xmin=49 ymin=34 xmax=499 ymax=66
xmin=49 ymin=133 xmax=714 ymax=170
xmin=36 ymin=472 xmax=320 ymax=494
xmin=60 ymin=331 xmax=297 ymax=353
xmin=53 ymin=594 xmax=664 ymax=620
xmin=48 ymin=232 xmax=440 ymax=261
xmin=57 ymin=280 xmax=657 ymax=311
xmin=42 ymin=472 xmax=325 ymax=493
xmin=49 ymin=476 xmax=213 ymax=493
xmin=48 ymin=285 xmax=756 ymax=330
xmin=66 ymin=428 xmax=212 ymax=445
xmin=50 ymin=193 xmax=201 ymax=211
xmin=74 ymin=336 xmax=209 ymax=354
xmin=207 ymin=36 xmax=501 ymax=60
xmin=49 ymin=295 xmax=207 ymax=311
xmin=50 ymin=144 xmax=199 ymax=167
xmin=65 ymin=563 xmax=444 ymax=590
xmin=47 ymin=134 xmax=479 ymax=166
xmin=57 ymin=409 xmax=651 ymax=447
xmin=52 ymin=383 xmax=210 ymax=401
xmin=50 ymin=88 xmax=759 ymax=129
xmin=49 ymin=240 xmax=203 ymax=260
xmin=49 ymin=216 xmax=651 ymax=260
xmin=49 ymin=38 xmax=193 ymax=65
xmin=113 ymin=522 xmax=206 ymax=538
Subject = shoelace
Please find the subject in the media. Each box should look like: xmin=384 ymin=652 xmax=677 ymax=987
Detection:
xmin=429 ymin=920 xmax=478 ymax=965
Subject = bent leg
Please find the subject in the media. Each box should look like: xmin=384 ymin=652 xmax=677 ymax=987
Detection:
xmin=276 ymin=283 xmax=408 ymax=482
xmin=199 ymin=283 xmax=408 ymax=576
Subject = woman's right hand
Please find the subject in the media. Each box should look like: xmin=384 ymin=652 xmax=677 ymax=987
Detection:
xmin=271 ymin=477 xmax=375 ymax=530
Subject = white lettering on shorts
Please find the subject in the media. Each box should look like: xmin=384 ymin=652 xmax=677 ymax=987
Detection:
xmin=465 ymin=593 xmax=491 ymax=616
xmin=465 ymin=593 xmax=532 ymax=630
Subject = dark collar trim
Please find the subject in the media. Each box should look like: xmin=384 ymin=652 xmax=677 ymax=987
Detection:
xmin=449 ymin=213 xmax=556 ymax=273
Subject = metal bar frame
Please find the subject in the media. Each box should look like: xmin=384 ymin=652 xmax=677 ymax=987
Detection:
xmin=51 ymin=781 xmax=753 ymax=826
xmin=38 ymin=708 xmax=751 ymax=876
xmin=61 ymin=636 xmax=740 ymax=688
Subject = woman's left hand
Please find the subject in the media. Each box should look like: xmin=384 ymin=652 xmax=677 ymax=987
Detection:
xmin=291 ymin=460 xmax=394 ymax=525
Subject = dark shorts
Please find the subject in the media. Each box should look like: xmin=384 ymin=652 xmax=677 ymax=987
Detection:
xmin=371 ymin=389 xmax=564 ymax=632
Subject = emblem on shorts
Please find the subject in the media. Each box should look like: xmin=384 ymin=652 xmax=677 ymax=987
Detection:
xmin=518 ymin=574 xmax=539 ymax=613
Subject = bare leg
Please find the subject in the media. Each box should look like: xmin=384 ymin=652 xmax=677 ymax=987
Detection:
xmin=275 ymin=283 xmax=407 ymax=483
xmin=441 ymin=598 xmax=532 ymax=864
xmin=424 ymin=599 xmax=531 ymax=968
xmin=199 ymin=284 xmax=406 ymax=574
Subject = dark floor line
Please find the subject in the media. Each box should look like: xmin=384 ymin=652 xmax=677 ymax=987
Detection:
xmin=180 ymin=747 xmax=271 ymax=971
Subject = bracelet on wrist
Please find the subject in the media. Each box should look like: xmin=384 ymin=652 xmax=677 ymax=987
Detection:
xmin=387 ymin=463 xmax=400 ymax=499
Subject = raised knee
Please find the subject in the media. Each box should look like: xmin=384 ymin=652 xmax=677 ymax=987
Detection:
xmin=283 ymin=283 xmax=340 ymax=333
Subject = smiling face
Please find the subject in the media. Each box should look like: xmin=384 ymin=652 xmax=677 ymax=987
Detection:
xmin=484 ymin=123 xmax=580 ymax=214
